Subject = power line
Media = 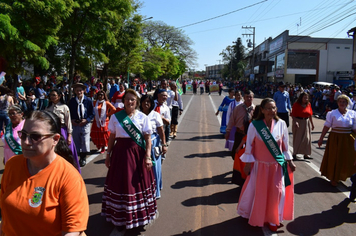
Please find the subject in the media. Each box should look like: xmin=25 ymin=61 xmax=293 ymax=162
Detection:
xmin=299 ymin=1 xmax=355 ymax=36
xmin=177 ymin=0 xmax=268 ymax=29
xmin=186 ymin=3 xmax=355 ymax=35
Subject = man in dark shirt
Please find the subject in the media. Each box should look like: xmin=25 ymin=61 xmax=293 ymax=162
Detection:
xmin=68 ymin=83 xmax=95 ymax=167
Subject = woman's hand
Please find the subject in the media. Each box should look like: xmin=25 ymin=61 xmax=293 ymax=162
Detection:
xmin=162 ymin=145 xmax=168 ymax=154
xmin=105 ymin=153 xmax=111 ymax=168
xmin=215 ymin=111 xmax=219 ymax=116
xmin=67 ymin=134 xmax=72 ymax=145
xmin=288 ymin=160 xmax=296 ymax=172
xmin=317 ymin=138 xmax=323 ymax=148
xmin=311 ymin=124 xmax=315 ymax=130
xmin=243 ymin=163 xmax=251 ymax=176
xmin=144 ymin=157 xmax=153 ymax=170
xmin=225 ymin=132 xmax=230 ymax=140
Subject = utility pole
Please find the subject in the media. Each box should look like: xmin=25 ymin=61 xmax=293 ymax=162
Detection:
xmin=347 ymin=27 xmax=356 ymax=83
xmin=204 ymin=64 xmax=208 ymax=79
xmin=242 ymin=26 xmax=255 ymax=81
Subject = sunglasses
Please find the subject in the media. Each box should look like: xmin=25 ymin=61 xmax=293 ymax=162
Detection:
xmin=18 ymin=130 xmax=55 ymax=142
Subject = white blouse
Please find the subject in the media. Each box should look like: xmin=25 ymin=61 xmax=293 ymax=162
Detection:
xmin=148 ymin=110 xmax=163 ymax=134
xmin=108 ymin=110 xmax=152 ymax=138
xmin=154 ymin=101 xmax=171 ymax=121
xmin=324 ymin=109 xmax=356 ymax=129
xmin=46 ymin=103 xmax=73 ymax=134
xmin=241 ymin=119 xmax=292 ymax=163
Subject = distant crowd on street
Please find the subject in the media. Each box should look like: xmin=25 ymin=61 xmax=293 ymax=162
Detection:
xmin=1 ymin=70 xmax=356 ymax=234
xmin=0 ymin=71 xmax=183 ymax=236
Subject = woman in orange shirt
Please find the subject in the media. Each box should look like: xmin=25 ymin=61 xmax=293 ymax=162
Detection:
xmin=91 ymin=90 xmax=117 ymax=153
xmin=0 ymin=110 xmax=89 ymax=236
xmin=291 ymin=92 xmax=314 ymax=160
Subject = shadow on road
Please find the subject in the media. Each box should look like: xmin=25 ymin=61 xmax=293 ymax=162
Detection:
xmin=86 ymin=212 xmax=114 ymax=236
xmin=187 ymin=134 xmax=225 ymax=141
xmin=295 ymin=177 xmax=343 ymax=195
xmin=171 ymin=171 xmax=232 ymax=189
xmin=94 ymin=158 xmax=105 ymax=164
xmin=286 ymin=198 xmax=356 ymax=235
xmin=85 ymin=177 xmax=106 ymax=187
xmin=184 ymin=150 xmax=231 ymax=159
xmin=171 ymin=217 xmax=264 ymax=236
xmin=181 ymin=185 xmax=242 ymax=207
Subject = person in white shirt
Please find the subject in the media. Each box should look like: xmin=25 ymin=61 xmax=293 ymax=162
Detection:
xmin=169 ymin=82 xmax=183 ymax=138
xmin=153 ymin=79 xmax=176 ymax=142
xmin=153 ymin=90 xmax=171 ymax=159
xmin=318 ymin=94 xmax=356 ymax=187
xmin=350 ymin=93 xmax=356 ymax=111
xmin=140 ymin=94 xmax=167 ymax=199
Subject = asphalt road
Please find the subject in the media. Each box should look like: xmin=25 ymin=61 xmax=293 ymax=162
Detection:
xmin=1 ymin=89 xmax=356 ymax=236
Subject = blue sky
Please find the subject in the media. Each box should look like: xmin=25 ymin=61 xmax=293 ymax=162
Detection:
xmin=139 ymin=0 xmax=356 ymax=71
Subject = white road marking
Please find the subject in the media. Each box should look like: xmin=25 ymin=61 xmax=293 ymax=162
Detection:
xmin=288 ymin=147 xmax=350 ymax=198
xmin=209 ymin=95 xmax=221 ymax=124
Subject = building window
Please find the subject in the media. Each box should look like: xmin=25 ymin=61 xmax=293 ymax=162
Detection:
xmin=336 ymin=46 xmax=340 ymax=49
xmin=345 ymin=47 xmax=350 ymax=49
xmin=287 ymin=51 xmax=317 ymax=69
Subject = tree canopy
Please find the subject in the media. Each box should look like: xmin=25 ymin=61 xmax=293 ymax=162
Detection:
xmin=142 ymin=21 xmax=197 ymax=68
xmin=0 ymin=1 xmax=196 ymax=85
xmin=0 ymin=0 xmax=74 ymax=76
xmin=220 ymin=38 xmax=247 ymax=80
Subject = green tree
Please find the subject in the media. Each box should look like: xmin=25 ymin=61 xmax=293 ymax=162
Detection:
xmin=57 ymin=0 xmax=135 ymax=93
xmin=99 ymin=13 xmax=144 ymax=89
xmin=142 ymin=21 xmax=197 ymax=71
xmin=142 ymin=46 xmax=167 ymax=80
xmin=0 ymin=0 xmax=74 ymax=80
xmin=220 ymin=38 xmax=247 ymax=80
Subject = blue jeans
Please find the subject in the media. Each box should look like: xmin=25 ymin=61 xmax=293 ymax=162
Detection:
xmin=0 ymin=110 xmax=10 ymax=131
xmin=18 ymin=99 xmax=27 ymax=112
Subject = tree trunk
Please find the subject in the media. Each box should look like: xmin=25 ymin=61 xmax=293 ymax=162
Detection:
xmin=102 ymin=63 xmax=108 ymax=92
xmin=68 ymin=42 xmax=77 ymax=103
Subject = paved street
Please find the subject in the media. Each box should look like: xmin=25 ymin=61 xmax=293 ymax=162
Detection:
xmin=1 ymin=89 xmax=356 ymax=236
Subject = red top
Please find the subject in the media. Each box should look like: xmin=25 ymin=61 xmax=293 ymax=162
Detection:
xmin=111 ymin=91 xmax=125 ymax=103
xmin=291 ymin=102 xmax=313 ymax=118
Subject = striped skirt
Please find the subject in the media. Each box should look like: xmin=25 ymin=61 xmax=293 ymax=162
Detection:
xmin=102 ymin=138 xmax=157 ymax=229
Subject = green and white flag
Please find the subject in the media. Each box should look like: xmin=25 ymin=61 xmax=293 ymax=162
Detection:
xmin=176 ymin=79 xmax=183 ymax=95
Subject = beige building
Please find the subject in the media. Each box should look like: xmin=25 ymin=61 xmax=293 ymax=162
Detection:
xmin=247 ymin=30 xmax=354 ymax=86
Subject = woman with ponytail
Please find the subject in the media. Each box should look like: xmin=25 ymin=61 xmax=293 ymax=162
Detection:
xmin=0 ymin=111 xmax=89 ymax=236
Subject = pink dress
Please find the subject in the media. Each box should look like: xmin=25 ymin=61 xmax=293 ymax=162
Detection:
xmin=237 ymin=119 xmax=294 ymax=227
xmin=2 ymin=119 xmax=25 ymax=163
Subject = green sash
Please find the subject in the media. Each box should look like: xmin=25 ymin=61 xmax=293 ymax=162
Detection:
xmin=4 ymin=123 xmax=22 ymax=155
xmin=115 ymin=110 xmax=146 ymax=150
xmin=252 ymin=120 xmax=291 ymax=186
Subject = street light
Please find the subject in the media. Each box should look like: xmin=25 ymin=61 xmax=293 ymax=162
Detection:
xmin=142 ymin=16 xmax=153 ymax=21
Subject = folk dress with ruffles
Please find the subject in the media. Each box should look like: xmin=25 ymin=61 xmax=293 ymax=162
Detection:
xmin=90 ymin=100 xmax=116 ymax=149
xmin=320 ymin=109 xmax=356 ymax=182
xmin=102 ymin=110 xmax=157 ymax=229
xmin=218 ymin=96 xmax=235 ymax=134
xmin=237 ymin=119 xmax=294 ymax=227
